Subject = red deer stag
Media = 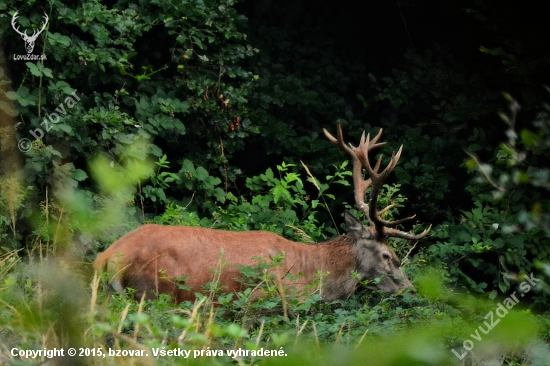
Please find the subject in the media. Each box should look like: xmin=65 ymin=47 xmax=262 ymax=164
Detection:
xmin=94 ymin=124 xmax=431 ymax=302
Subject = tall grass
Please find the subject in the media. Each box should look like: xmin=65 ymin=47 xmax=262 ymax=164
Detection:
xmin=1 ymin=237 xmax=549 ymax=365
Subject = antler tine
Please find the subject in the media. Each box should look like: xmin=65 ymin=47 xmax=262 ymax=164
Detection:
xmin=376 ymin=204 xmax=417 ymax=227
xmin=40 ymin=13 xmax=49 ymax=32
xmin=372 ymin=153 xmax=383 ymax=174
xmin=360 ymin=130 xmax=386 ymax=154
xmin=11 ymin=11 xmax=24 ymax=36
xmin=11 ymin=11 xmax=48 ymax=39
xmin=323 ymin=126 xmax=353 ymax=157
xmin=355 ymin=134 xmax=401 ymax=188
xmin=324 ymin=123 xmax=376 ymax=220
xmin=368 ymin=142 xmax=431 ymax=239
xmin=385 ymin=224 xmax=432 ymax=240
xmin=365 ymin=128 xmax=385 ymax=148
xmin=357 ymin=137 xmax=414 ymax=239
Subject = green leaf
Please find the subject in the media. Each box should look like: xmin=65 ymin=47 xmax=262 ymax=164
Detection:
xmin=272 ymin=185 xmax=290 ymax=204
xmin=192 ymin=36 xmax=204 ymax=49
xmin=56 ymin=124 xmax=74 ymax=135
xmin=73 ymin=169 xmax=88 ymax=181
xmin=181 ymin=159 xmax=195 ymax=174
xmin=48 ymin=32 xmax=72 ymax=47
xmin=520 ymin=129 xmax=540 ymax=148
xmin=195 ymin=166 xmax=209 ymax=181
xmin=15 ymin=86 xmax=37 ymax=106
xmin=26 ymin=62 xmax=41 ymax=77
xmin=42 ymin=67 xmax=53 ymax=78
xmin=213 ymin=187 xmax=226 ymax=203
xmin=5 ymin=91 xmax=19 ymax=100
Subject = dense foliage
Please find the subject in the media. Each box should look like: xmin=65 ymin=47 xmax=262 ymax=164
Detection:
xmin=0 ymin=0 xmax=549 ymax=365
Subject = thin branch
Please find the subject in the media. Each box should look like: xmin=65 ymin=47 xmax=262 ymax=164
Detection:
xmin=397 ymin=1 xmax=417 ymax=56
xmin=464 ymin=150 xmax=505 ymax=192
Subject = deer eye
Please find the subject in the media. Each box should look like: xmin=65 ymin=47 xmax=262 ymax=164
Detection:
xmin=382 ymin=253 xmax=391 ymax=260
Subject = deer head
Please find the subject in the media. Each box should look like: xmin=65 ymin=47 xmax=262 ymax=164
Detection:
xmin=323 ymin=123 xmax=431 ymax=294
xmin=11 ymin=11 xmax=49 ymax=54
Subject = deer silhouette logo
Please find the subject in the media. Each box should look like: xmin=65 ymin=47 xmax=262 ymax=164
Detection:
xmin=11 ymin=11 xmax=49 ymax=54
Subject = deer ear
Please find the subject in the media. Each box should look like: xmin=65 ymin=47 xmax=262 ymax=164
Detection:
xmin=344 ymin=211 xmax=375 ymax=240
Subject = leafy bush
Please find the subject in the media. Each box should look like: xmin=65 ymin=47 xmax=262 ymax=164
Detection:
xmin=427 ymin=95 xmax=550 ymax=307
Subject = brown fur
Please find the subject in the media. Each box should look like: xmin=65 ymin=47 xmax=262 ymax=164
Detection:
xmin=94 ymin=212 xmax=414 ymax=302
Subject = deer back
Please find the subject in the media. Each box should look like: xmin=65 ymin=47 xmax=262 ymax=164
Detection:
xmin=93 ymin=212 xmax=413 ymax=302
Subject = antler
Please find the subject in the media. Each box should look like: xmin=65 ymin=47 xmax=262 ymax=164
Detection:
xmin=37 ymin=13 xmax=49 ymax=36
xmin=323 ymin=123 xmax=384 ymax=224
xmin=11 ymin=11 xmax=49 ymax=39
xmin=11 ymin=11 xmax=25 ymax=38
xmin=324 ymin=122 xmax=431 ymax=241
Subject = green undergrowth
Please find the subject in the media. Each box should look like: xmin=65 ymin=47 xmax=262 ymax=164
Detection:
xmin=0 ymin=245 xmax=549 ymax=365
